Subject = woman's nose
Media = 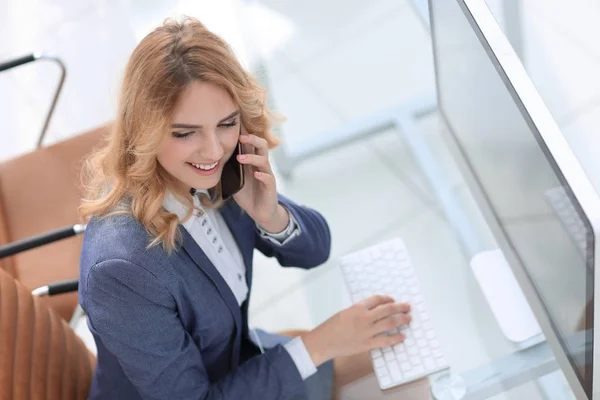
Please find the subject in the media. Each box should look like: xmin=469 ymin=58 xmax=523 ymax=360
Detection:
xmin=200 ymin=133 xmax=223 ymax=161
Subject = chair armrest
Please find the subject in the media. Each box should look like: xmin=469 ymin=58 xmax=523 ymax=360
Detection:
xmin=32 ymin=278 xmax=79 ymax=297
xmin=0 ymin=224 xmax=86 ymax=260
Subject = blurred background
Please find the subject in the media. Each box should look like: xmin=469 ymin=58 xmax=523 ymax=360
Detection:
xmin=1 ymin=0 xmax=598 ymax=398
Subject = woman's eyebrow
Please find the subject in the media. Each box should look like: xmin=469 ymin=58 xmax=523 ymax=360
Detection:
xmin=218 ymin=109 xmax=240 ymax=123
xmin=171 ymin=123 xmax=200 ymax=129
xmin=171 ymin=110 xmax=240 ymax=129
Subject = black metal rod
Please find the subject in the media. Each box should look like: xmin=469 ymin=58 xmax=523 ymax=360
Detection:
xmin=0 ymin=224 xmax=85 ymax=260
xmin=0 ymin=54 xmax=37 ymax=72
xmin=47 ymin=278 xmax=79 ymax=296
xmin=36 ymin=54 xmax=67 ymax=148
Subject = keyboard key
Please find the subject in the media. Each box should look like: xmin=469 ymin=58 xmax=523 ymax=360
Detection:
xmin=384 ymin=352 xmax=395 ymax=362
xmin=400 ymin=361 xmax=411 ymax=372
xmin=379 ymin=375 xmax=392 ymax=387
xmin=410 ymin=356 xmax=422 ymax=366
xmin=371 ymin=248 xmax=382 ymax=259
xmin=376 ymin=366 xmax=390 ymax=384
xmin=388 ymin=361 xmax=403 ymax=381
xmin=430 ymin=339 xmax=440 ymax=349
xmin=382 ymin=346 xmax=393 ymax=353
xmin=417 ymin=339 xmax=428 ymax=348
xmin=413 ymin=329 xmax=424 ymax=339
xmin=404 ymin=369 xmax=418 ymax=381
xmin=405 ymin=336 xmax=415 ymax=346
xmin=393 ymin=343 xmax=404 ymax=353
xmin=408 ymin=346 xmax=418 ymax=356
xmin=426 ymin=330 xmax=436 ymax=340
xmin=433 ymin=349 xmax=444 ymax=358
xmin=423 ymin=358 xmax=436 ymax=371
xmin=421 ymin=347 xmax=431 ymax=357
xmin=413 ymin=365 xmax=425 ymax=376
xmin=371 ymin=349 xmax=382 ymax=358
xmin=436 ymin=356 xmax=448 ymax=368
xmin=374 ymin=358 xmax=385 ymax=368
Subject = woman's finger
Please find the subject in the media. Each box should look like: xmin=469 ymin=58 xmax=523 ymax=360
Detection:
xmin=253 ymin=171 xmax=275 ymax=187
xmin=371 ymin=314 xmax=411 ymax=336
xmin=360 ymin=295 xmax=395 ymax=310
xmin=370 ymin=302 xmax=411 ymax=322
xmin=370 ymin=333 xmax=405 ymax=350
xmin=240 ymin=134 xmax=268 ymax=156
xmin=237 ymin=153 xmax=272 ymax=173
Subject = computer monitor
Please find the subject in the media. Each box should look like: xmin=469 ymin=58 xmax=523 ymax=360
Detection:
xmin=429 ymin=0 xmax=600 ymax=398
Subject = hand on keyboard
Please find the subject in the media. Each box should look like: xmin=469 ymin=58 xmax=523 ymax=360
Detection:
xmin=339 ymin=238 xmax=450 ymax=389
xmin=301 ymin=295 xmax=411 ymax=366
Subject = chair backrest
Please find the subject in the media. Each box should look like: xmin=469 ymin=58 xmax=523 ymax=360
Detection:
xmin=0 ymin=267 xmax=95 ymax=400
xmin=0 ymin=125 xmax=109 ymax=321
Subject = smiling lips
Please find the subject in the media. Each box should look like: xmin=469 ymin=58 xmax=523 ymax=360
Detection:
xmin=188 ymin=161 xmax=220 ymax=176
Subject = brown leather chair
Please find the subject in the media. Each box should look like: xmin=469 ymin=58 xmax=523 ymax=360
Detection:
xmin=0 ymin=267 xmax=95 ymax=400
xmin=0 ymin=125 xmax=109 ymax=321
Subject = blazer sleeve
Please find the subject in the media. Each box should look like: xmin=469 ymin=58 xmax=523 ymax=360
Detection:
xmin=255 ymin=193 xmax=331 ymax=268
xmin=82 ymin=259 xmax=306 ymax=400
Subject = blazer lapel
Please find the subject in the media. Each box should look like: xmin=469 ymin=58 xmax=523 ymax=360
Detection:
xmin=179 ymin=228 xmax=243 ymax=368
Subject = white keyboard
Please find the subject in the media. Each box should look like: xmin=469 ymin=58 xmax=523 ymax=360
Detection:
xmin=339 ymin=238 xmax=449 ymax=390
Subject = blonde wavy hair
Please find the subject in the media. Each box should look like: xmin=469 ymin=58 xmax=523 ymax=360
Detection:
xmin=79 ymin=16 xmax=280 ymax=253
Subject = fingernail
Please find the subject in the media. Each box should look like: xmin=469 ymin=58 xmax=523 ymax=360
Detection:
xmin=238 ymin=155 xmax=247 ymax=160
xmin=254 ymin=171 xmax=261 ymax=178
xmin=240 ymin=135 xmax=248 ymax=140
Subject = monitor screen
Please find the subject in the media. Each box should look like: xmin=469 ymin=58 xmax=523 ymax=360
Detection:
xmin=430 ymin=0 xmax=595 ymax=395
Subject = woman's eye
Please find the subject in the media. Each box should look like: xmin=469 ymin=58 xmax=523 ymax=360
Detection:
xmin=171 ymin=131 xmax=193 ymax=139
xmin=219 ymin=120 xmax=238 ymax=128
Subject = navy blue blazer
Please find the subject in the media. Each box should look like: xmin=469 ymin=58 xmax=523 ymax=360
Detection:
xmin=79 ymin=194 xmax=331 ymax=400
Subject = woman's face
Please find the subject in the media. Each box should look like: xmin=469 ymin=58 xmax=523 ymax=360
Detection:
xmin=157 ymin=81 xmax=240 ymax=192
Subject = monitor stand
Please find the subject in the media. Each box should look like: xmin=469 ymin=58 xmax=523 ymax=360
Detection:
xmin=470 ymin=249 xmax=542 ymax=344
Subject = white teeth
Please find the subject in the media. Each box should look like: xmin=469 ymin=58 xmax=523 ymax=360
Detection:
xmin=191 ymin=161 xmax=218 ymax=170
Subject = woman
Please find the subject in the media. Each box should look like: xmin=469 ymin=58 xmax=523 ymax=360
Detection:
xmin=78 ymin=16 xmax=411 ymax=400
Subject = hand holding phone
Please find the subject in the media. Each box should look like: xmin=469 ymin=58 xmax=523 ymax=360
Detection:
xmin=229 ymin=129 xmax=288 ymax=232
xmin=220 ymin=124 xmax=245 ymax=201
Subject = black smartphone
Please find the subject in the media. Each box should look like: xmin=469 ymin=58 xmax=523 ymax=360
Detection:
xmin=220 ymin=125 xmax=245 ymax=201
